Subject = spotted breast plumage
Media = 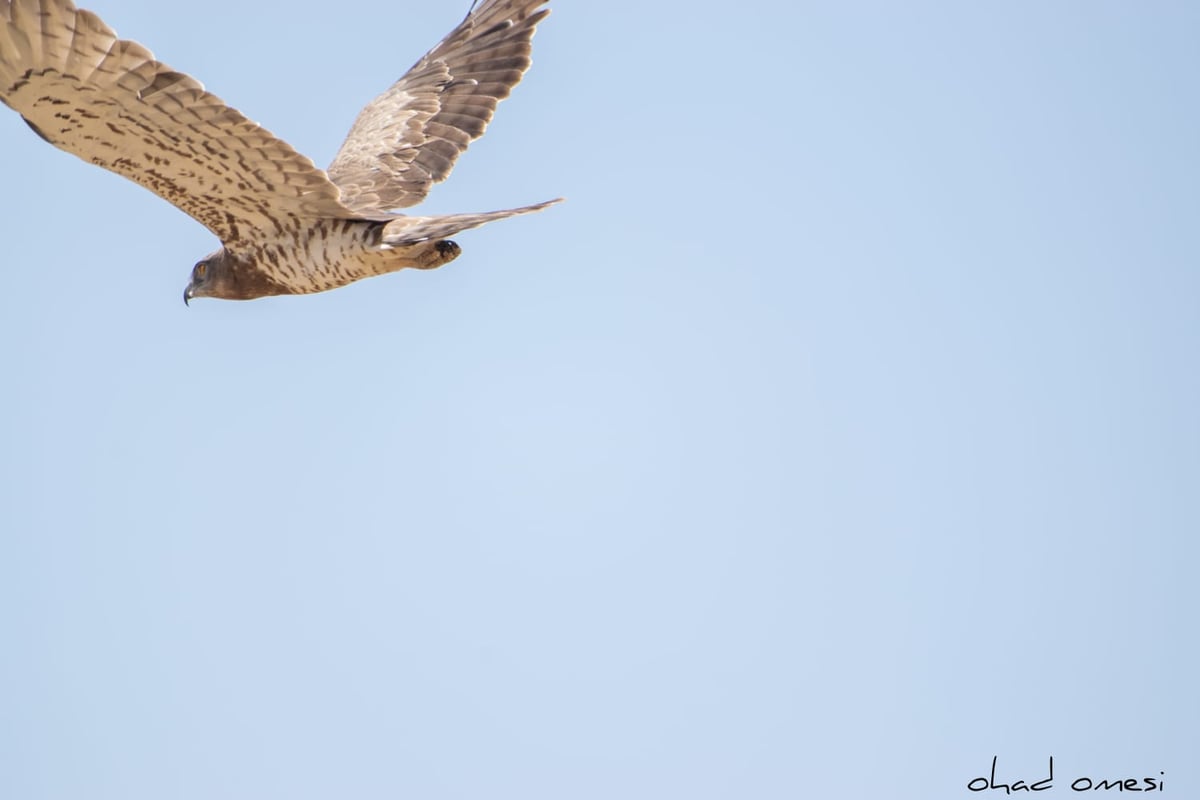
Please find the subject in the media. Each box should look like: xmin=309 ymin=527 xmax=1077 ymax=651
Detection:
xmin=0 ymin=0 xmax=559 ymax=302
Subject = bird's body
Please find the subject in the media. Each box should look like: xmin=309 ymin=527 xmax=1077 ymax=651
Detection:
xmin=191 ymin=220 xmax=429 ymax=301
xmin=0 ymin=0 xmax=558 ymax=301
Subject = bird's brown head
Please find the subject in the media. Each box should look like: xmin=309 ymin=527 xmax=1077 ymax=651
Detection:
xmin=183 ymin=248 xmax=286 ymax=303
xmin=184 ymin=249 xmax=223 ymax=304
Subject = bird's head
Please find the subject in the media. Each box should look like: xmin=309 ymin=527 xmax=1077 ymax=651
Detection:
xmin=183 ymin=248 xmax=230 ymax=305
xmin=183 ymin=248 xmax=286 ymax=303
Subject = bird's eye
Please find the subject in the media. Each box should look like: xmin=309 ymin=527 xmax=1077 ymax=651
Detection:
xmin=195 ymin=262 xmax=207 ymax=279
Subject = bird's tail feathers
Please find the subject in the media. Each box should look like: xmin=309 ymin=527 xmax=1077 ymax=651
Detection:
xmin=381 ymin=198 xmax=563 ymax=245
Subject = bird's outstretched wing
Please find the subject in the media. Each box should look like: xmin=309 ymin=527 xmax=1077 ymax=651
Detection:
xmin=0 ymin=0 xmax=362 ymax=243
xmin=327 ymin=0 xmax=551 ymax=214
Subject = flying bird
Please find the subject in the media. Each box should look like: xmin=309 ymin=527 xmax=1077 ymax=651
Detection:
xmin=0 ymin=0 xmax=558 ymax=302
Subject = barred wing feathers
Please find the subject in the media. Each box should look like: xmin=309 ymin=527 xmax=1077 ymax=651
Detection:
xmin=327 ymin=0 xmax=551 ymax=213
xmin=0 ymin=0 xmax=360 ymax=243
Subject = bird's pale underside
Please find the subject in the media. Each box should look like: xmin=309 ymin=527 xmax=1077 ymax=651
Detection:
xmin=0 ymin=0 xmax=559 ymax=301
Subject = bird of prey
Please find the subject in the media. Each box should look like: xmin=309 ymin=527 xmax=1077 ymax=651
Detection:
xmin=0 ymin=0 xmax=558 ymax=302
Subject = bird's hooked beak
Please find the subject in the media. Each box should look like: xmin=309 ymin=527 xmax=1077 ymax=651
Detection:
xmin=183 ymin=285 xmax=194 ymax=306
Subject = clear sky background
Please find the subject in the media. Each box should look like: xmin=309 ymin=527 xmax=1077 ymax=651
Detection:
xmin=1 ymin=1 xmax=1196 ymax=798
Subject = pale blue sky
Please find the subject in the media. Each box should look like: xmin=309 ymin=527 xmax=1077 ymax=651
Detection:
xmin=1 ymin=1 xmax=1197 ymax=798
